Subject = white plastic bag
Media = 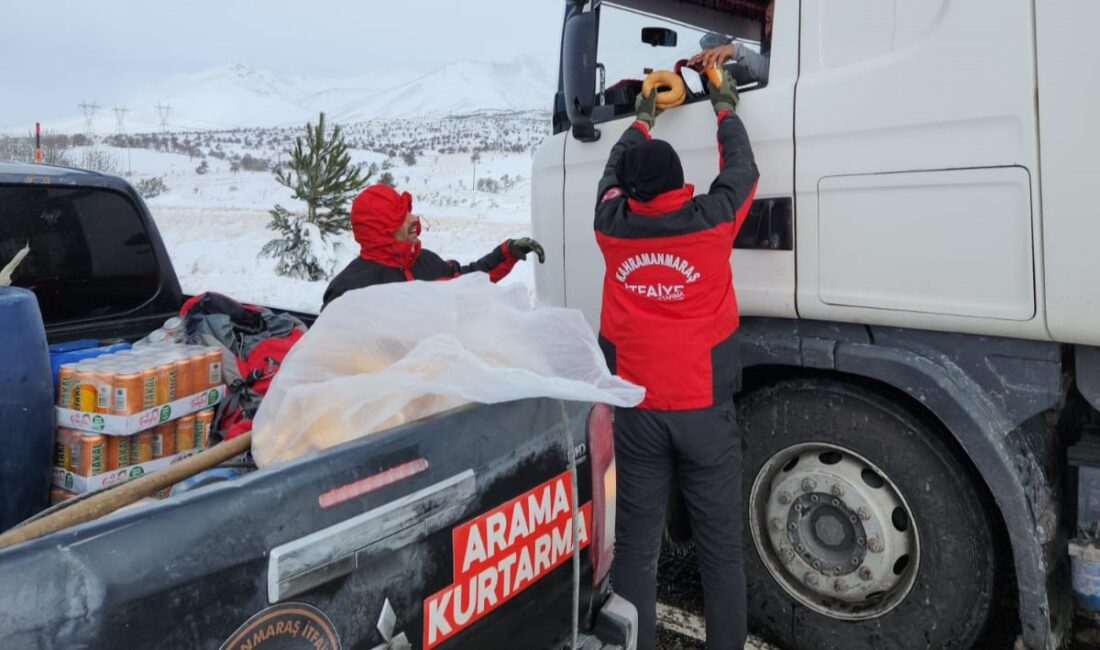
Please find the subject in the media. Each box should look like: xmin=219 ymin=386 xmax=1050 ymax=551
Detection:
xmin=251 ymin=274 xmax=644 ymax=467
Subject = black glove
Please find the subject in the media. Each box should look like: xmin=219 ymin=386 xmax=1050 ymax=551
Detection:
xmin=707 ymin=67 xmax=739 ymax=115
xmin=507 ymin=237 xmax=545 ymax=263
xmin=634 ymin=89 xmax=659 ymax=128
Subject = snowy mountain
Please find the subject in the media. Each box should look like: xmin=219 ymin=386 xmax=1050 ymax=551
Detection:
xmin=330 ymin=55 xmax=555 ymax=122
xmin=26 ymin=56 xmax=556 ymax=134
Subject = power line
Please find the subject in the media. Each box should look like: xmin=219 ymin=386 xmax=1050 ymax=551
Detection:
xmin=155 ymin=103 xmax=171 ymax=133
xmin=113 ymin=106 xmax=132 ymax=175
xmin=78 ymin=100 xmax=100 ymax=135
xmin=113 ymin=106 xmax=129 ymax=134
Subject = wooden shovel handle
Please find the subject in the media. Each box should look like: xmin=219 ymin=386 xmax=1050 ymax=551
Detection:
xmin=0 ymin=432 xmax=253 ymax=550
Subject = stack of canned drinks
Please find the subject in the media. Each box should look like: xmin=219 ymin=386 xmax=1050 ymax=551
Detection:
xmin=53 ymin=341 xmax=226 ymax=481
xmin=54 ymin=409 xmax=216 ymax=478
xmin=56 ymin=343 xmax=223 ymax=416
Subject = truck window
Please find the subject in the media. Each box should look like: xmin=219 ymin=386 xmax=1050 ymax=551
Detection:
xmin=593 ymin=0 xmax=770 ymax=125
xmin=0 ymin=185 xmax=159 ymax=325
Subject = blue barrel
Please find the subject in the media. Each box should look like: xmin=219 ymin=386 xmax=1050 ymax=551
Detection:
xmin=0 ymin=287 xmax=54 ymax=531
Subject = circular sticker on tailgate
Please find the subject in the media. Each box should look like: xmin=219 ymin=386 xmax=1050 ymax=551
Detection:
xmin=220 ymin=602 xmax=341 ymax=650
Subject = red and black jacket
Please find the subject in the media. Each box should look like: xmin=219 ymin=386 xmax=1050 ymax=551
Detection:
xmin=322 ymin=244 xmax=518 ymax=309
xmin=321 ymin=184 xmax=518 ymax=309
xmin=594 ymin=112 xmax=759 ymax=410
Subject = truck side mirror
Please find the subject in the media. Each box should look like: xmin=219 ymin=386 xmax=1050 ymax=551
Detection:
xmin=562 ymin=10 xmax=601 ymax=142
xmin=641 ymin=27 xmax=678 ymax=47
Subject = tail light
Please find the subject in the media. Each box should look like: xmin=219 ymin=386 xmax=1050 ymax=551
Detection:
xmin=588 ymin=403 xmax=616 ymax=587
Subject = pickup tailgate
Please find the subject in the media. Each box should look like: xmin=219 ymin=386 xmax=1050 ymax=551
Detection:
xmin=0 ymin=398 xmax=597 ymax=649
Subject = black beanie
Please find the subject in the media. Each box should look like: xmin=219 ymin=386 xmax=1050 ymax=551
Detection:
xmin=615 ymin=139 xmax=684 ymax=202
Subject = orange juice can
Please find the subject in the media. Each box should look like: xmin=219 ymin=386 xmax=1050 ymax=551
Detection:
xmin=176 ymin=414 xmax=197 ymax=452
xmin=187 ymin=353 xmax=204 ymax=394
xmin=57 ymin=363 xmax=79 ymax=408
xmin=154 ymin=361 xmax=174 ymax=405
xmin=131 ymin=430 xmax=154 ymax=464
xmin=188 ymin=347 xmax=206 ymax=387
xmin=105 ymin=434 xmax=130 ymax=470
xmin=174 ymin=353 xmax=193 ymax=398
xmin=76 ymin=366 xmax=98 ymax=413
xmin=166 ymin=357 xmax=180 ymax=401
xmin=53 ymin=428 xmax=71 ymax=468
xmin=73 ymin=433 xmax=106 ymax=476
xmin=112 ymin=368 xmax=143 ymax=415
xmin=152 ymin=422 xmax=176 ymax=459
xmin=61 ymin=429 xmax=78 ymax=472
xmin=94 ymin=367 xmax=115 ymax=414
xmin=140 ymin=365 xmax=157 ymax=410
xmin=195 ymin=409 xmax=215 ymax=448
xmin=203 ymin=348 xmax=223 ymax=388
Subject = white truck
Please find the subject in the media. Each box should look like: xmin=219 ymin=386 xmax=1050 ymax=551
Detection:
xmin=532 ymin=1 xmax=1100 ymax=648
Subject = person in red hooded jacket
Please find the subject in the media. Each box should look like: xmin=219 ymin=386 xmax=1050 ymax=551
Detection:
xmin=321 ymin=183 xmax=545 ymax=308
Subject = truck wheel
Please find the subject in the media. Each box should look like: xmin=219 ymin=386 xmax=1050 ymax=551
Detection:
xmin=740 ymin=378 xmax=996 ymax=649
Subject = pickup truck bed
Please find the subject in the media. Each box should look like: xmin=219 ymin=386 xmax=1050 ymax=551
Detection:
xmin=0 ymin=161 xmax=636 ymax=649
xmin=0 ymin=399 xmax=621 ymax=649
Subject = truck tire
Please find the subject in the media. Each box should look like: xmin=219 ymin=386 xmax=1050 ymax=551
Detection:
xmin=739 ymin=378 xmax=996 ymax=649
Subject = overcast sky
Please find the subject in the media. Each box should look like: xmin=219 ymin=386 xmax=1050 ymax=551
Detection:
xmin=0 ymin=0 xmax=564 ymax=126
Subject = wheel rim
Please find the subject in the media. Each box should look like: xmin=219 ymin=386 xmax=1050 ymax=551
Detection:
xmin=749 ymin=442 xmax=921 ymax=620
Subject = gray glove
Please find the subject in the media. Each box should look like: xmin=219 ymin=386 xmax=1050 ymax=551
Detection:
xmin=507 ymin=237 xmax=545 ymax=263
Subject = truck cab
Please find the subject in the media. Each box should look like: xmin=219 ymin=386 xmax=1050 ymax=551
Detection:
xmin=535 ymin=1 xmax=1100 ymax=648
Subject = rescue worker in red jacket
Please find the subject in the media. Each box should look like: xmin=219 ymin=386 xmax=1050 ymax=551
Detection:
xmin=322 ymin=183 xmax=544 ymax=308
xmin=595 ymin=71 xmax=758 ymax=650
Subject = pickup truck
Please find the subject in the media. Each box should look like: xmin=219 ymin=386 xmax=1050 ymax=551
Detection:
xmin=0 ymin=161 xmax=637 ymax=650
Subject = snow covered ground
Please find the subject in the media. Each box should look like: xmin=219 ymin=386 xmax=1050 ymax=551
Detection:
xmin=86 ymin=115 xmax=546 ymax=313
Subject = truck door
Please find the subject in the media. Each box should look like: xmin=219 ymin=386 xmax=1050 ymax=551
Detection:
xmin=559 ymin=0 xmax=798 ymax=327
xmin=794 ymin=0 xmax=1046 ymax=340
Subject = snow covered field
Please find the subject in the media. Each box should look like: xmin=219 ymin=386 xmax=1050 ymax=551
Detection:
xmin=1 ymin=59 xmax=557 ymax=314
xmin=80 ymin=113 xmax=548 ymax=313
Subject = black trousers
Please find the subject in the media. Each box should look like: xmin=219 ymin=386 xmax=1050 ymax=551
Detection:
xmin=611 ymin=403 xmax=746 ymax=650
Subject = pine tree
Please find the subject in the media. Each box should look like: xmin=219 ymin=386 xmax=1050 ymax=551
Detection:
xmin=260 ymin=112 xmax=367 ymax=280
xmin=260 ymin=207 xmax=326 ymax=280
